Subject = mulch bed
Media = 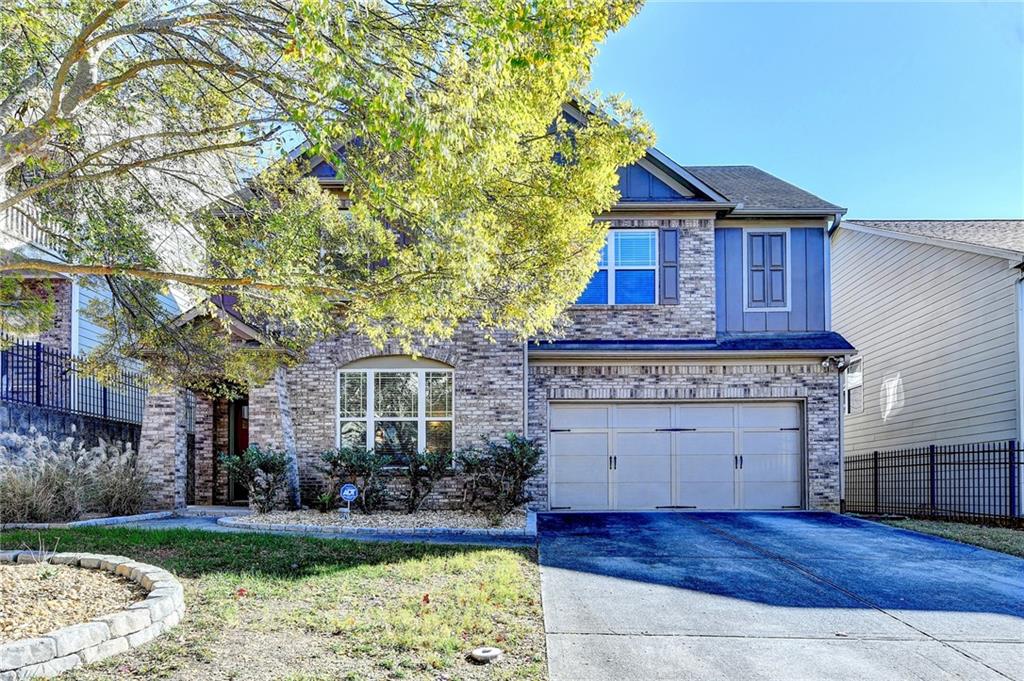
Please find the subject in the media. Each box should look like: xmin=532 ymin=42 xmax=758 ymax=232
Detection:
xmin=0 ymin=563 xmax=146 ymax=641
xmin=235 ymin=508 xmax=527 ymax=530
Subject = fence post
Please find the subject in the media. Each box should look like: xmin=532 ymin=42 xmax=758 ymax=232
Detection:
xmin=102 ymin=384 xmax=108 ymax=420
xmin=1010 ymin=440 xmax=1019 ymax=519
xmin=33 ymin=342 xmax=42 ymax=406
xmin=872 ymin=451 xmax=880 ymax=515
xmin=929 ymin=444 xmax=937 ymax=517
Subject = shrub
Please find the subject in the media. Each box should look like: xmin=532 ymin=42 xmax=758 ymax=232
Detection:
xmin=404 ymin=449 xmax=453 ymax=513
xmin=479 ymin=436 xmax=544 ymax=516
xmin=219 ymin=446 xmax=289 ymax=513
xmin=455 ymin=448 xmax=489 ymax=511
xmin=317 ymin=447 xmax=392 ymax=514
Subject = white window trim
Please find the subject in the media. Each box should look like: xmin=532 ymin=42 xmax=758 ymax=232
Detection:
xmin=336 ymin=368 xmax=454 ymax=454
xmin=742 ymin=226 xmax=792 ymax=313
xmin=576 ymin=228 xmax=659 ymax=306
xmin=843 ymin=356 xmax=863 ymax=416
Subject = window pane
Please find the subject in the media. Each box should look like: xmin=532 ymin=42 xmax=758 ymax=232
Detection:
xmin=614 ymin=269 xmax=655 ymax=304
xmin=848 ymin=386 xmax=864 ymax=414
xmin=577 ymin=269 xmax=608 ymax=304
xmin=375 ymin=421 xmax=418 ymax=459
xmin=339 ymin=372 xmax=367 ymax=418
xmin=597 ymin=242 xmax=608 ymax=267
xmin=340 ymin=420 xmax=367 ymax=449
xmin=375 ymin=371 xmax=417 ymax=417
xmin=425 ymin=372 xmax=452 ymax=417
xmin=614 ymin=231 xmax=656 ymax=267
xmin=426 ymin=420 xmax=453 ymax=454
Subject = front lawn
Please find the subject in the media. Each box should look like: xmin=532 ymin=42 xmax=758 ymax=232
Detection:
xmin=878 ymin=518 xmax=1024 ymax=558
xmin=0 ymin=528 xmax=545 ymax=680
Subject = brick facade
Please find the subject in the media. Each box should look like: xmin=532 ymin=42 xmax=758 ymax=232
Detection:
xmin=138 ymin=388 xmax=188 ymax=510
xmin=526 ymin=360 xmax=841 ymax=511
xmin=247 ymin=324 xmax=526 ymax=504
xmin=25 ymin=277 xmax=74 ymax=352
xmin=560 ymin=218 xmax=716 ymax=340
xmin=192 ymin=395 xmax=215 ymax=505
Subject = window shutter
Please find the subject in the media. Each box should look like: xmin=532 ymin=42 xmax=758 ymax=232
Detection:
xmin=767 ymin=233 xmax=786 ymax=307
xmin=659 ymin=228 xmax=680 ymax=305
xmin=747 ymin=233 xmax=767 ymax=307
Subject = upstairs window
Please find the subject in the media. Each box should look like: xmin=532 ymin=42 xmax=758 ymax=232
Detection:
xmin=577 ymin=229 xmax=658 ymax=305
xmin=844 ymin=357 xmax=863 ymax=415
xmin=745 ymin=231 xmax=789 ymax=310
xmin=338 ymin=364 xmax=453 ymax=461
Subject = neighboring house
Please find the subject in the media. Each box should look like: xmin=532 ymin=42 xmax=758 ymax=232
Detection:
xmin=141 ymin=116 xmax=854 ymax=513
xmin=0 ymin=203 xmax=177 ymax=440
xmin=831 ymin=220 xmax=1024 ymax=454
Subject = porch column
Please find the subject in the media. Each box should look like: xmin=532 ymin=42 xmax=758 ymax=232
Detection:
xmin=249 ymin=367 xmax=300 ymax=508
xmin=193 ymin=395 xmax=215 ymax=505
xmin=139 ymin=387 xmax=188 ymax=510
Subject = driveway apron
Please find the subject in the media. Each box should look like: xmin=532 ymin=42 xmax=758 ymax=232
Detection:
xmin=538 ymin=512 xmax=1024 ymax=681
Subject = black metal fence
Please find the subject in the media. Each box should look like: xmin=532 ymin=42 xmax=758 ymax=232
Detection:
xmin=0 ymin=335 xmax=147 ymax=424
xmin=845 ymin=441 xmax=1021 ymax=524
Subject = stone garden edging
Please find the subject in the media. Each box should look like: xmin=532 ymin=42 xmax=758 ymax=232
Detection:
xmin=216 ymin=511 xmax=538 ymax=540
xmin=1 ymin=511 xmax=175 ymax=531
xmin=0 ymin=551 xmax=185 ymax=680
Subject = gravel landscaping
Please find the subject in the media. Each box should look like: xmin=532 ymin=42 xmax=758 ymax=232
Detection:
xmin=235 ymin=508 xmax=528 ymax=530
xmin=0 ymin=563 xmax=146 ymax=641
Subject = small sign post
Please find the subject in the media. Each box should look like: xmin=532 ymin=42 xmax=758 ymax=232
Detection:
xmin=339 ymin=483 xmax=359 ymax=519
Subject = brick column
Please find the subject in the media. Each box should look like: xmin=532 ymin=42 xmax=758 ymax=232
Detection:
xmin=193 ymin=395 xmax=215 ymax=505
xmin=248 ymin=368 xmax=300 ymax=508
xmin=138 ymin=388 xmax=188 ymax=510
xmin=212 ymin=398 xmax=230 ymax=504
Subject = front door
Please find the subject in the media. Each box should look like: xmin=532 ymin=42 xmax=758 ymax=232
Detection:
xmin=228 ymin=399 xmax=249 ymax=503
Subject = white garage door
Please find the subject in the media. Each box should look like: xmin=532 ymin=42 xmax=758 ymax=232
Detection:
xmin=549 ymin=402 xmax=803 ymax=511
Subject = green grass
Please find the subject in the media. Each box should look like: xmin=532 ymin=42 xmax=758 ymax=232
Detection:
xmin=879 ymin=519 xmax=1024 ymax=558
xmin=0 ymin=528 xmax=546 ymax=680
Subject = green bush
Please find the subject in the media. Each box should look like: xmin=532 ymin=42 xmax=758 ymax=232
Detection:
xmin=404 ymin=449 xmax=453 ymax=513
xmin=219 ymin=446 xmax=289 ymax=514
xmin=317 ymin=447 xmax=392 ymax=514
xmin=460 ymin=434 xmax=543 ymax=517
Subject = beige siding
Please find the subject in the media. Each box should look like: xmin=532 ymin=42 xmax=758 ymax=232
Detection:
xmin=832 ymin=228 xmax=1020 ymax=454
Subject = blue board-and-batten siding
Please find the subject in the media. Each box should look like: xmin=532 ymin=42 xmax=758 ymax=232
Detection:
xmin=715 ymin=227 xmax=827 ymax=333
xmin=615 ymin=164 xmax=685 ymax=201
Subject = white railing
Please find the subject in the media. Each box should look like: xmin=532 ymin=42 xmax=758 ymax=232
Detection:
xmin=1 ymin=202 xmax=66 ymax=256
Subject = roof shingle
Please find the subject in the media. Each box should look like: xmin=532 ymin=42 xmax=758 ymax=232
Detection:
xmin=845 ymin=220 xmax=1024 ymax=255
xmin=683 ymin=165 xmax=843 ymax=213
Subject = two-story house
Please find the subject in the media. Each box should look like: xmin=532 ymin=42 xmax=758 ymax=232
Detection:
xmin=139 ymin=127 xmax=854 ymax=513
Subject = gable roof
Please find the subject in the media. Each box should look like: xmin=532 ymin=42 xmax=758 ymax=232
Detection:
xmin=682 ymin=165 xmax=844 ymax=214
xmin=842 ymin=220 xmax=1024 ymax=257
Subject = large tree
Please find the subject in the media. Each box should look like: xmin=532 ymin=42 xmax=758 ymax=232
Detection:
xmin=0 ymin=0 xmax=651 ymax=389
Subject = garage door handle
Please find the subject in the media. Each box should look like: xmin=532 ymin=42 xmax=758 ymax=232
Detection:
xmin=740 ymin=455 xmax=743 ymax=469
xmin=655 ymin=428 xmax=697 ymax=432
xmin=550 ymin=428 xmax=571 ymax=433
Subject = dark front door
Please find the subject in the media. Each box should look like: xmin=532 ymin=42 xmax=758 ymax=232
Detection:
xmin=228 ymin=399 xmax=249 ymax=503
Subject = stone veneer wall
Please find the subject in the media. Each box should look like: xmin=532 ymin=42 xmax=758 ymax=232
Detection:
xmin=560 ymin=218 xmax=716 ymax=340
xmin=526 ymin=361 xmax=841 ymax=512
xmin=247 ymin=324 xmax=525 ymax=506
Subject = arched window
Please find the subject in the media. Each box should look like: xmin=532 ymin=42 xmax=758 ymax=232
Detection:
xmin=337 ymin=356 xmax=453 ymax=460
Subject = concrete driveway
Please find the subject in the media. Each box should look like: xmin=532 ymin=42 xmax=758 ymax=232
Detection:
xmin=538 ymin=512 xmax=1024 ymax=681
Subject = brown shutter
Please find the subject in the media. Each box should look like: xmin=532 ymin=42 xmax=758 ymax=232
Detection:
xmin=659 ymin=228 xmax=680 ymax=305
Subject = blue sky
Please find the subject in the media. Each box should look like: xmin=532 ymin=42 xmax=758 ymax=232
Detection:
xmin=590 ymin=2 xmax=1024 ymax=219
